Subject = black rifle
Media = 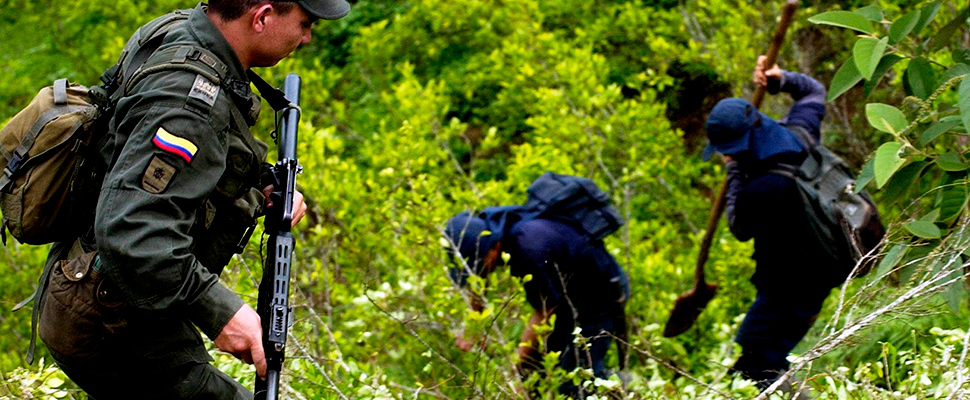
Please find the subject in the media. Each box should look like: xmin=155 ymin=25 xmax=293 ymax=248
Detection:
xmin=255 ymin=73 xmax=301 ymax=400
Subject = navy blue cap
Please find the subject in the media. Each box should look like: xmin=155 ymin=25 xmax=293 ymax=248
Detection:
xmin=444 ymin=212 xmax=491 ymax=287
xmin=703 ymin=98 xmax=761 ymax=161
xmin=443 ymin=206 xmax=525 ymax=287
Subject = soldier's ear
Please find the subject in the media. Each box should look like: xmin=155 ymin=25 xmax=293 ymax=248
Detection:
xmin=250 ymin=4 xmax=274 ymax=33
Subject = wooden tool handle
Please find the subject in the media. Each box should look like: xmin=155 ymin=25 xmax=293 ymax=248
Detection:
xmin=752 ymin=0 xmax=799 ymax=108
xmin=693 ymin=180 xmax=730 ymax=288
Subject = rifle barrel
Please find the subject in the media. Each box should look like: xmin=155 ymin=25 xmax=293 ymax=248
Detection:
xmin=280 ymin=74 xmax=301 ymax=161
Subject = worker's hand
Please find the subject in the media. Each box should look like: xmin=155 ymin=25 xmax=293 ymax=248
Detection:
xmin=515 ymin=342 xmax=539 ymax=361
xmin=722 ymin=154 xmax=734 ymax=163
xmin=214 ymin=304 xmax=267 ymax=380
xmin=261 ymin=186 xmax=307 ymax=228
xmin=455 ymin=335 xmax=475 ymax=352
xmin=455 ymin=332 xmax=485 ymax=352
xmin=753 ymin=55 xmax=783 ymax=87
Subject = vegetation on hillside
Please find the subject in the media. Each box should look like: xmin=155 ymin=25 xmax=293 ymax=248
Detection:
xmin=1 ymin=0 xmax=969 ymax=399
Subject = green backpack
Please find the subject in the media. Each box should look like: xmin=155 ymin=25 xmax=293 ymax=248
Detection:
xmin=0 ymin=11 xmax=192 ymax=244
xmin=767 ymin=125 xmax=885 ymax=275
xmin=0 ymin=79 xmax=105 ymax=244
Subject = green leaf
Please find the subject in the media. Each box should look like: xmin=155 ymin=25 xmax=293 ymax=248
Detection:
xmin=960 ymin=77 xmax=970 ymax=137
xmin=866 ymin=103 xmax=909 ymax=134
xmin=954 ymin=49 xmax=970 ymax=66
xmin=920 ymin=208 xmax=941 ymax=222
xmin=929 ymin=6 xmax=970 ymax=51
xmin=943 ymin=269 xmax=965 ymax=312
xmin=900 ymin=245 xmax=933 ymax=284
xmin=936 ymin=152 xmax=968 ymax=171
xmin=903 ymin=220 xmax=942 ymax=239
xmin=889 ymin=10 xmax=920 ymax=44
xmin=942 ymin=115 xmax=968 ymax=133
xmin=876 ymin=244 xmax=908 ymax=277
xmin=809 ymin=11 xmax=874 ymax=34
xmin=874 ymin=142 xmax=907 ymax=188
xmin=854 ymin=5 xmax=883 ymax=22
xmin=919 ymin=119 xmax=961 ymax=145
xmin=853 ymin=37 xmax=889 ymax=80
xmin=829 ymin=57 xmax=864 ymax=101
xmin=856 ymin=156 xmax=876 ymax=192
xmin=913 ymin=1 xmax=943 ymax=37
xmin=864 ymin=54 xmax=904 ymax=97
xmin=881 ymin=161 xmax=927 ymax=200
xmin=942 ymin=63 xmax=970 ymax=83
xmin=938 ymin=183 xmax=967 ymax=223
xmin=905 ymin=57 xmax=937 ymax=100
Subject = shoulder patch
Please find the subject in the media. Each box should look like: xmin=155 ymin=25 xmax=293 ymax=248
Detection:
xmin=188 ymin=74 xmax=219 ymax=107
xmin=142 ymin=155 xmax=179 ymax=194
xmin=153 ymin=127 xmax=198 ymax=163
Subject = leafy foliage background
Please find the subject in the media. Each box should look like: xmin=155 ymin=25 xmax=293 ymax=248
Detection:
xmin=1 ymin=0 xmax=969 ymax=399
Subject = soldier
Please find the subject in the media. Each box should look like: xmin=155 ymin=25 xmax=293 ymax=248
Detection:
xmin=444 ymin=206 xmax=630 ymax=398
xmin=34 ymin=0 xmax=348 ymax=398
xmin=703 ymin=55 xmax=832 ymax=395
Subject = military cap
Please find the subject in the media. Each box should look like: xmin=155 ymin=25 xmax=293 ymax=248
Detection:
xmin=289 ymin=0 xmax=350 ymax=20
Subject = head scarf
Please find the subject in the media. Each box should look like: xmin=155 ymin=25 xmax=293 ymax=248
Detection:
xmin=703 ymin=97 xmax=804 ymax=162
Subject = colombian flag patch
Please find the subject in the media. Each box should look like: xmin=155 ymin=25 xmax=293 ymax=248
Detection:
xmin=152 ymin=127 xmax=198 ymax=163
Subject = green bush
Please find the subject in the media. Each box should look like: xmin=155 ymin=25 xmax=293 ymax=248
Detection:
xmin=3 ymin=1 xmax=970 ymax=399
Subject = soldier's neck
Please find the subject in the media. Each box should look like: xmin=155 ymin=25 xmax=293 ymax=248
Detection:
xmin=208 ymin=13 xmax=255 ymax=70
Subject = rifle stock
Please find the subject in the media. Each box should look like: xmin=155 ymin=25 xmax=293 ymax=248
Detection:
xmin=255 ymin=73 xmax=301 ymax=400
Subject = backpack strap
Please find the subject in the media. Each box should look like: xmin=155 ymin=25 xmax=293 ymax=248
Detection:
xmin=97 ymin=10 xmax=290 ymax=112
xmin=101 ymin=11 xmax=191 ymax=97
xmin=52 ymin=79 xmax=68 ymax=105
xmin=125 ymin=44 xmax=292 ymax=116
xmin=785 ymin=124 xmax=818 ymax=150
xmin=763 ymin=162 xmax=800 ymax=180
xmin=124 ymin=45 xmax=225 ymax=96
xmin=247 ymin=70 xmax=292 ymax=111
xmin=763 ymin=125 xmax=824 ymax=181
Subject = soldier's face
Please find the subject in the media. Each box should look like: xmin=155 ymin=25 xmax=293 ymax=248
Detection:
xmin=253 ymin=6 xmax=314 ymax=67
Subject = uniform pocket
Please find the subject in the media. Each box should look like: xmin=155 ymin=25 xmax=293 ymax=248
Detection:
xmin=192 ymin=187 xmax=264 ymax=274
xmin=39 ymin=251 xmax=125 ymax=360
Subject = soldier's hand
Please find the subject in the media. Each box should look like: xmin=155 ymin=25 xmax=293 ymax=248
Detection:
xmin=291 ymin=189 xmax=306 ymax=227
xmin=753 ymin=55 xmax=782 ymax=87
xmin=215 ymin=304 xmax=267 ymax=379
xmin=261 ymin=186 xmax=308 ymax=228
xmin=455 ymin=333 xmax=486 ymax=352
xmin=455 ymin=335 xmax=475 ymax=352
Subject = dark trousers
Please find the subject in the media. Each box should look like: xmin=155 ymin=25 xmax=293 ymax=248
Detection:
xmin=50 ymin=349 xmax=252 ymax=400
xmin=521 ymin=312 xmax=616 ymax=398
xmin=732 ymin=290 xmax=828 ymax=388
xmin=548 ymin=317 xmax=614 ymax=377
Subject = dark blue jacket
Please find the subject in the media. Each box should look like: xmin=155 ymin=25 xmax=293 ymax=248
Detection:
xmin=504 ymin=219 xmax=629 ymax=325
xmin=725 ymin=72 xmax=847 ymax=292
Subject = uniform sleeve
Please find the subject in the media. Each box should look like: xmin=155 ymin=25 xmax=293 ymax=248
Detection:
xmin=731 ymin=174 xmax=798 ymax=246
xmin=775 ymin=71 xmax=826 ymax=140
xmin=95 ymin=90 xmax=243 ymax=340
xmin=725 ymin=161 xmax=752 ymax=241
xmin=508 ymin=231 xmax=563 ymax=313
